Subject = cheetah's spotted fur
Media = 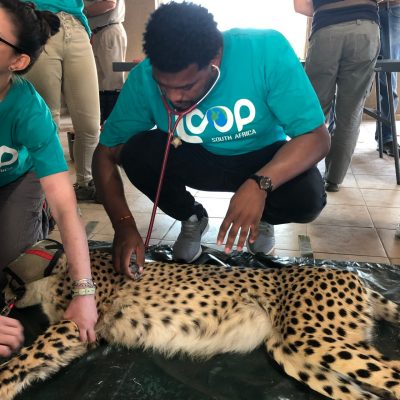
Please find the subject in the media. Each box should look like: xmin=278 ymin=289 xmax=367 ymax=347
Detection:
xmin=0 ymin=249 xmax=399 ymax=400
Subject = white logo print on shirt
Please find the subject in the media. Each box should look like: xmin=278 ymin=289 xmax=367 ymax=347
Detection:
xmin=0 ymin=145 xmax=18 ymax=169
xmin=174 ymin=98 xmax=256 ymax=143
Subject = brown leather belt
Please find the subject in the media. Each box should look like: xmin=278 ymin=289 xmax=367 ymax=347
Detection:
xmin=92 ymin=22 xmax=119 ymax=35
xmin=316 ymin=0 xmax=377 ymax=11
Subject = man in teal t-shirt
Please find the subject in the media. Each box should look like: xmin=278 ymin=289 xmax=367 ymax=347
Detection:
xmin=93 ymin=2 xmax=330 ymax=274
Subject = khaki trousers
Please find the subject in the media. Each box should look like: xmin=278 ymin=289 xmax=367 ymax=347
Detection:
xmin=25 ymin=12 xmax=100 ymax=186
xmin=92 ymin=22 xmax=127 ymax=91
xmin=306 ymin=19 xmax=380 ymax=184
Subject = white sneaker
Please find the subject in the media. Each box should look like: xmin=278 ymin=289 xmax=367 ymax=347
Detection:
xmin=172 ymin=210 xmax=209 ymax=262
xmin=246 ymin=221 xmax=275 ymax=255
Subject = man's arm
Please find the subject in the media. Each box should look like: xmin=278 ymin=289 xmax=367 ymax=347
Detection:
xmin=92 ymin=144 xmax=145 ymax=276
xmin=293 ymin=0 xmax=314 ymax=16
xmin=252 ymin=124 xmax=329 ymax=191
xmin=85 ymin=0 xmax=116 ymax=17
xmin=217 ymin=124 xmax=330 ymax=253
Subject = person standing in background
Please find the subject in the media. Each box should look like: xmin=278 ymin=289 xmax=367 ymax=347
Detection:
xmin=294 ymin=0 xmax=380 ymax=192
xmin=376 ymin=0 xmax=400 ymax=156
xmin=84 ymin=0 xmax=127 ymax=124
xmin=23 ymin=0 xmax=101 ymax=202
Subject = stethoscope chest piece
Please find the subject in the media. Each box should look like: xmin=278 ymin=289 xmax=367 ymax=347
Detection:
xmin=171 ymin=137 xmax=182 ymax=148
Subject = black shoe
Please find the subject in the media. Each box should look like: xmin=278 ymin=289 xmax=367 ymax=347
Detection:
xmin=381 ymin=141 xmax=400 ymax=157
xmin=73 ymin=179 xmax=102 ymax=203
xmin=325 ymin=181 xmax=339 ymax=192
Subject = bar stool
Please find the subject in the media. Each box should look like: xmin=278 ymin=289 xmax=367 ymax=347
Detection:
xmin=363 ymin=59 xmax=400 ymax=184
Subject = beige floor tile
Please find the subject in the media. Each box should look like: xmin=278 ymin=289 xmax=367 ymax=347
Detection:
xmin=388 ymin=259 xmax=400 ymax=266
xmin=89 ymin=233 xmax=114 ymax=243
xmin=125 ymin=192 xmax=144 ymax=205
xmin=377 ymin=228 xmax=400 ymax=258
xmin=79 ymin=207 xmax=110 ymax=223
xmin=311 ymin=204 xmax=373 ymax=228
xmin=195 ymin=190 xmax=233 ymax=199
xmin=128 ymin=193 xmax=158 ymax=213
xmin=275 ymin=223 xmax=307 ymax=251
xmin=368 ymin=206 xmax=400 ymax=230
xmin=307 ymin=225 xmax=386 ymax=256
xmin=339 ymin=174 xmax=358 ymax=188
xmin=361 ymin=188 xmax=400 ymax=207
xmin=273 ymin=249 xmax=301 ymax=258
xmin=193 ymin=197 xmax=230 ymax=218
xmin=313 ymin=253 xmax=390 ymax=264
xmin=355 ymin=174 xmax=400 ymax=190
xmin=325 ymin=187 xmax=365 ymax=206
xmin=350 ymin=152 xmax=395 ymax=175
xmin=78 ymin=202 xmax=104 ymax=211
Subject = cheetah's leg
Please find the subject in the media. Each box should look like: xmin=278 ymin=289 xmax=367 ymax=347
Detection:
xmin=265 ymin=336 xmax=399 ymax=400
xmin=0 ymin=320 xmax=88 ymax=400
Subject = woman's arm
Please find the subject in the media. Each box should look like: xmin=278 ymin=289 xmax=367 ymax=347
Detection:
xmin=293 ymin=0 xmax=314 ymax=16
xmin=40 ymin=172 xmax=98 ymax=343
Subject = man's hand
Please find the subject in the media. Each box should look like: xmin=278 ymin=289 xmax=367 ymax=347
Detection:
xmin=217 ymin=179 xmax=266 ymax=253
xmin=0 ymin=316 xmax=24 ymax=357
xmin=63 ymin=295 xmax=98 ymax=343
xmin=113 ymin=221 xmax=145 ymax=278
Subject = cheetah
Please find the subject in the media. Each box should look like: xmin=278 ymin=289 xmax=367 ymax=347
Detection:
xmin=0 ymin=248 xmax=399 ymax=400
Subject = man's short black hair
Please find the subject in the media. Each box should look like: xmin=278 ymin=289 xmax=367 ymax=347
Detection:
xmin=143 ymin=1 xmax=223 ymax=73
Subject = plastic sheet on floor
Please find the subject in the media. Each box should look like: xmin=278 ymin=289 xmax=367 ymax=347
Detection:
xmin=12 ymin=244 xmax=400 ymax=400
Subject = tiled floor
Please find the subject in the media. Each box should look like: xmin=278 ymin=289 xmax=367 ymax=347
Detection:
xmin=55 ymin=118 xmax=400 ymax=265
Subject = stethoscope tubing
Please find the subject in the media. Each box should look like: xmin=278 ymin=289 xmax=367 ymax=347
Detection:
xmin=144 ymin=65 xmax=221 ymax=248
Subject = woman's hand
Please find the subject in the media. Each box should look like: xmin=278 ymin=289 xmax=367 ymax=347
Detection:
xmin=0 ymin=316 xmax=24 ymax=357
xmin=63 ymin=295 xmax=98 ymax=343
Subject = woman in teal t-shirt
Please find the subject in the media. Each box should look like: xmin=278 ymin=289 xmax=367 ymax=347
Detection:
xmin=0 ymin=0 xmax=97 ymax=356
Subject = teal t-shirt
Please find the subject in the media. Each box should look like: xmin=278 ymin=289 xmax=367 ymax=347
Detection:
xmin=100 ymin=29 xmax=325 ymax=156
xmin=23 ymin=0 xmax=90 ymax=36
xmin=0 ymin=78 xmax=68 ymax=187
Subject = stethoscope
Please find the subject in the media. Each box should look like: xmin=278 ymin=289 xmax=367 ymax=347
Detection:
xmin=144 ymin=64 xmax=221 ymax=248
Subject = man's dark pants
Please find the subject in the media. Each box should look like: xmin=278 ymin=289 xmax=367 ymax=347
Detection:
xmin=120 ymin=129 xmax=327 ymax=224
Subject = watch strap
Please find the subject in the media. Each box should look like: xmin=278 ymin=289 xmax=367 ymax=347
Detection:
xmin=249 ymin=174 xmax=273 ymax=193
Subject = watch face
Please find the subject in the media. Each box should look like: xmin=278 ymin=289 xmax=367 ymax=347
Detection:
xmin=259 ymin=176 xmax=271 ymax=190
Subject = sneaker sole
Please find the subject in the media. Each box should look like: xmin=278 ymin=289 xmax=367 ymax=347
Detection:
xmin=247 ymin=246 xmax=275 ymax=256
xmin=246 ymin=240 xmax=275 ymax=256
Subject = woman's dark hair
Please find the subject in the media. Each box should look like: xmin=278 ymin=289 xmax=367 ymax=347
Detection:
xmin=143 ymin=1 xmax=222 ymax=73
xmin=0 ymin=0 xmax=60 ymax=74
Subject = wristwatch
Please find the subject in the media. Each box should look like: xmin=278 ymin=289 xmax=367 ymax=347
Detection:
xmin=249 ymin=174 xmax=273 ymax=193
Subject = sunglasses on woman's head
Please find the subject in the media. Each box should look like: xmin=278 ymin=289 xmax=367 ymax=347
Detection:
xmin=0 ymin=36 xmax=24 ymax=54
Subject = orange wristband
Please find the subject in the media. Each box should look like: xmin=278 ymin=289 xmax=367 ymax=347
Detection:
xmin=118 ymin=215 xmax=133 ymax=223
